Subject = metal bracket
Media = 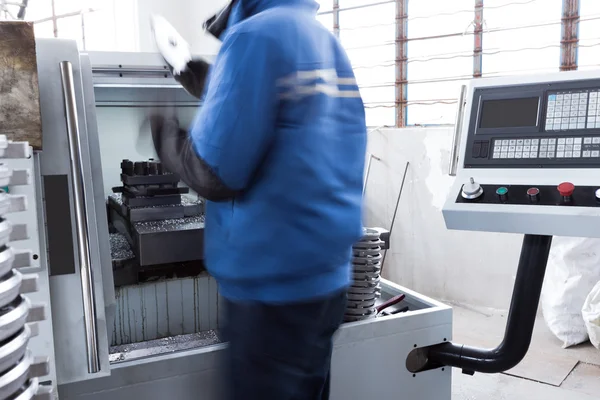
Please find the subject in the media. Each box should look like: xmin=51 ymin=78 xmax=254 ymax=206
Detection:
xmin=13 ymin=250 xmax=32 ymax=269
xmin=9 ymin=223 xmax=28 ymax=241
xmin=20 ymin=274 xmax=39 ymax=293
xmin=26 ymin=303 xmax=46 ymax=323
xmin=30 ymin=356 xmax=50 ymax=378
xmin=33 ymin=385 xmax=54 ymax=400
xmin=9 ymin=169 xmax=31 ymax=186
xmin=0 ymin=141 xmax=31 ymax=160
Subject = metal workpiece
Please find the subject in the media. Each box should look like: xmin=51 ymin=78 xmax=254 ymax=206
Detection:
xmin=13 ymin=378 xmax=40 ymax=400
xmin=0 ymin=351 xmax=51 ymax=400
xmin=0 ymin=247 xmax=16 ymax=277
xmin=0 ymin=270 xmax=24 ymax=308
xmin=0 ymin=165 xmax=13 ymax=187
xmin=0 ymin=325 xmax=31 ymax=374
xmin=0 ymin=217 xmax=13 ymax=247
xmin=60 ymin=60 xmax=101 ymax=374
xmin=427 ymin=235 xmax=553 ymax=374
xmin=10 ymin=378 xmax=54 ymax=400
xmin=345 ymin=228 xmax=387 ymax=322
xmin=0 ymin=350 xmax=33 ymax=400
xmin=0 ymin=296 xmax=31 ymax=342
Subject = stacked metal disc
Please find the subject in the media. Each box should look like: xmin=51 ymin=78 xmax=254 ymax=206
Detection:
xmin=0 ymin=137 xmax=52 ymax=400
xmin=345 ymin=228 xmax=384 ymax=322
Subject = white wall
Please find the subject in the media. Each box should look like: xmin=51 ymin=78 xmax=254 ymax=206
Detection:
xmin=95 ymin=107 xmax=198 ymax=198
xmin=136 ymin=0 xmax=227 ymax=56
xmin=364 ymin=127 xmax=523 ymax=310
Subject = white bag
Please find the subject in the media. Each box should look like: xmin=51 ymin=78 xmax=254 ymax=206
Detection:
xmin=541 ymin=237 xmax=600 ymax=348
xmin=582 ymin=281 xmax=600 ymax=350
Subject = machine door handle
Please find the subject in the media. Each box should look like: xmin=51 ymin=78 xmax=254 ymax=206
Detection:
xmin=449 ymin=85 xmax=467 ymax=177
xmin=59 ymin=61 xmax=101 ymax=374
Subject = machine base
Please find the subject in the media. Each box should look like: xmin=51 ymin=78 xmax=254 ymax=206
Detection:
xmin=58 ymin=280 xmax=452 ymax=400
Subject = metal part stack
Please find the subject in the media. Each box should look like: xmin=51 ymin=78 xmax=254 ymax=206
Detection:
xmin=0 ymin=136 xmax=52 ymax=399
xmin=108 ymin=159 xmax=205 ymax=286
xmin=345 ymin=228 xmax=389 ymax=322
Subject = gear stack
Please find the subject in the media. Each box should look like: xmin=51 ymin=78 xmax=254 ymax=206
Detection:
xmin=0 ymin=136 xmax=52 ymax=399
xmin=345 ymin=228 xmax=389 ymax=322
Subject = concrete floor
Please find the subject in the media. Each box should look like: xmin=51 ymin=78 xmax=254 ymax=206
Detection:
xmin=451 ymin=304 xmax=600 ymax=399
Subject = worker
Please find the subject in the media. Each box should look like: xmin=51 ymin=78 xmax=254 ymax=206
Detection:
xmin=149 ymin=0 xmax=366 ymax=398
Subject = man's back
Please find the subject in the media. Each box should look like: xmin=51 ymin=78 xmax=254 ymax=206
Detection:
xmin=191 ymin=0 xmax=367 ymax=302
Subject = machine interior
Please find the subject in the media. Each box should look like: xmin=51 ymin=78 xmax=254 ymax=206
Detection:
xmin=93 ymin=104 xmax=224 ymax=362
xmin=92 ymin=89 xmax=433 ymax=365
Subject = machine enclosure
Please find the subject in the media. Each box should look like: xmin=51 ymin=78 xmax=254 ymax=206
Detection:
xmin=26 ymin=40 xmax=453 ymax=399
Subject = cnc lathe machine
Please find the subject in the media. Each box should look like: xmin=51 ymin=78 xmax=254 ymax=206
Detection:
xmin=0 ymin=37 xmax=452 ymax=399
xmin=6 ymin=34 xmax=600 ymax=400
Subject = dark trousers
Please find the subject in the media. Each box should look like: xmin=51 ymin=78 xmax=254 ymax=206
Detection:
xmin=221 ymin=290 xmax=347 ymax=400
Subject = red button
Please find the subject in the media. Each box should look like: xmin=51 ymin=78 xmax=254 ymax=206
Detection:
xmin=527 ymin=188 xmax=540 ymax=196
xmin=558 ymin=182 xmax=575 ymax=197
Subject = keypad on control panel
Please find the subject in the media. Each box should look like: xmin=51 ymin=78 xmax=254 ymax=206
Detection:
xmin=492 ymin=136 xmax=600 ymax=159
xmin=546 ymin=91 xmax=600 ymax=131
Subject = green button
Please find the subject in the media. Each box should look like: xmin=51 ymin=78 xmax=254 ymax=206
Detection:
xmin=496 ymin=187 xmax=508 ymax=196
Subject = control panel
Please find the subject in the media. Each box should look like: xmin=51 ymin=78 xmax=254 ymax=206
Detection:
xmin=463 ymin=79 xmax=600 ymax=168
xmin=443 ymin=71 xmax=600 ymax=238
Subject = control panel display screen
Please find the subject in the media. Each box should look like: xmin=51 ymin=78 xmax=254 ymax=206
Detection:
xmin=479 ymin=97 xmax=540 ymax=129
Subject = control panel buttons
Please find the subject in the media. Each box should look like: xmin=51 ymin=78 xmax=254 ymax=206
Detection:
xmin=558 ymin=182 xmax=575 ymax=203
xmin=527 ymin=187 xmax=540 ymax=203
xmin=496 ymin=187 xmax=508 ymax=202
xmin=461 ymin=177 xmax=483 ymax=200
xmin=596 ymin=189 xmax=600 ymax=202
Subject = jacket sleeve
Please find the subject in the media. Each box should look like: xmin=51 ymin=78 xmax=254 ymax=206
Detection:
xmin=150 ymin=115 xmax=237 ymax=202
xmin=189 ymin=30 xmax=281 ymax=191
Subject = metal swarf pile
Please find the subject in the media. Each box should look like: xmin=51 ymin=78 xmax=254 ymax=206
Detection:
xmin=345 ymin=228 xmax=384 ymax=322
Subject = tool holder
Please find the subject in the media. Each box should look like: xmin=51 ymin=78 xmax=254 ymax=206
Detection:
xmin=0 ymin=136 xmax=52 ymax=399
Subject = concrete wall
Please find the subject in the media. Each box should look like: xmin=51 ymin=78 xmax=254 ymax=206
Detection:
xmin=136 ymin=0 xmax=227 ymax=55
xmin=364 ymin=127 xmax=523 ymax=310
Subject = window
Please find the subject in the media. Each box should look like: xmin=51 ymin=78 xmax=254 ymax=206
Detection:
xmin=482 ymin=0 xmax=562 ymax=77
xmin=27 ymin=0 xmax=138 ymax=52
xmin=339 ymin=2 xmax=396 ymax=126
xmin=406 ymin=0 xmax=473 ymax=125
xmin=579 ymin=0 xmax=600 ymax=70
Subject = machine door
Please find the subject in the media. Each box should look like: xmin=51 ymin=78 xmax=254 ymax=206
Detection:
xmin=35 ymin=38 xmax=114 ymax=384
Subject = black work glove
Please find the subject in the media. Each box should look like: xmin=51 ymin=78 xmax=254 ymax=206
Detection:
xmin=151 ymin=15 xmax=211 ymax=99
xmin=148 ymin=113 xmax=236 ymax=202
xmin=172 ymin=59 xmax=211 ymax=100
